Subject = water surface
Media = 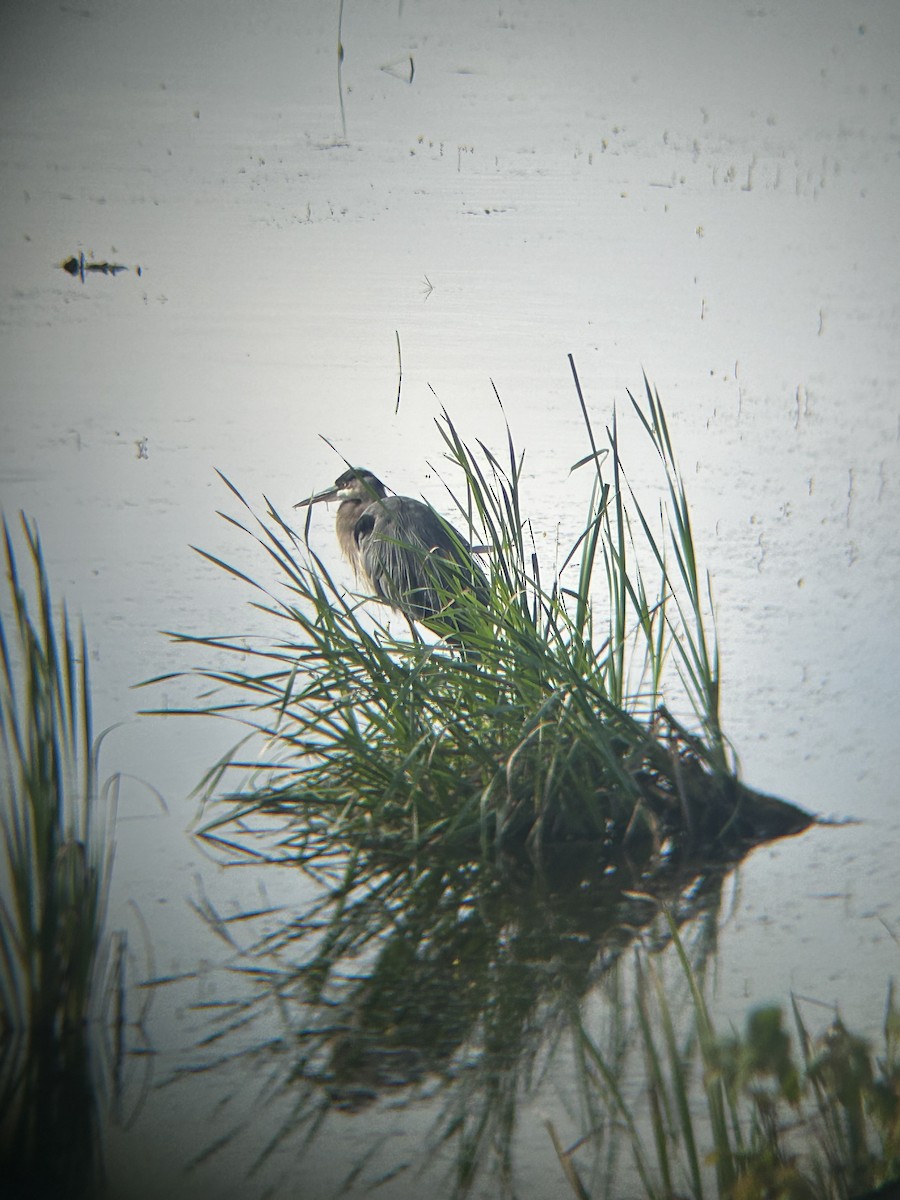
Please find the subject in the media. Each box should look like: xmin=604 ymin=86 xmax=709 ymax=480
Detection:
xmin=1 ymin=1 xmax=898 ymax=1195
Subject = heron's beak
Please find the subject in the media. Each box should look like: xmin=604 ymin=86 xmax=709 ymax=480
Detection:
xmin=294 ymin=484 xmax=341 ymax=509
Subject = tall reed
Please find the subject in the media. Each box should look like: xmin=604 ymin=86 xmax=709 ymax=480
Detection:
xmin=0 ymin=515 xmax=116 ymax=1034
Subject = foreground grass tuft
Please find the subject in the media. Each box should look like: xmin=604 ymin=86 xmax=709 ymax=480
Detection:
xmin=562 ymin=915 xmax=900 ymax=1200
xmin=1 ymin=515 xmax=121 ymax=1198
xmin=0 ymin=515 xmax=117 ymax=1035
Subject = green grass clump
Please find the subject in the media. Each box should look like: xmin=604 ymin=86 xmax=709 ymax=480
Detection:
xmin=0 ymin=516 xmax=116 ymax=1035
xmin=156 ymin=360 xmax=808 ymax=876
xmin=0 ymin=516 xmax=120 ymax=1197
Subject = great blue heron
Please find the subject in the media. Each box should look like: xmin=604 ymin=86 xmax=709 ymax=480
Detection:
xmin=294 ymin=467 xmax=489 ymax=641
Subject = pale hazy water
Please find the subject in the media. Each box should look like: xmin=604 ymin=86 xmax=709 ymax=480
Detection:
xmin=1 ymin=1 xmax=899 ymax=1195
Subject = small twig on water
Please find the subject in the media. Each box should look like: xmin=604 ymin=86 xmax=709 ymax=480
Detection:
xmin=336 ymin=0 xmax=347 ymax=141
xmin=394 ymin=330 xmax=402 ymax=414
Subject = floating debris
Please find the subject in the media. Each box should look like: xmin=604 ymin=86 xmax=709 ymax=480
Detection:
xmin=61 ymin=253 xmax=142 ymax=283
xmin=380 ymin=55 xmax=414 ymax=83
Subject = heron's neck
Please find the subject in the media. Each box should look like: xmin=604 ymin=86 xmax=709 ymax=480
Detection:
xmin=336 ymin=499 xmax=366 ymax=568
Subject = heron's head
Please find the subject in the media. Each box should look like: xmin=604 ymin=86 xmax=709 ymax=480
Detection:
xmin=294 ymin=467 xmax=387 ymax=509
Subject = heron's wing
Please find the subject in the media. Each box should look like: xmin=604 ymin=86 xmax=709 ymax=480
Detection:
xmin=357 ymin=497 xmax=487 ymax=624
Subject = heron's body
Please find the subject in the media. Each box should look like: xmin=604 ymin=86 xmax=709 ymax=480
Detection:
xmin=295 ymin=468 xmax=488 ymax=640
